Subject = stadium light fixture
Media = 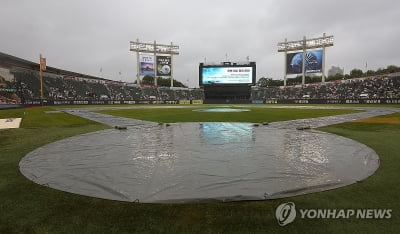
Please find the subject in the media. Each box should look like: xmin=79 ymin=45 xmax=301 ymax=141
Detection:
xmin=278 ymin=34 xmax=333 ymax=52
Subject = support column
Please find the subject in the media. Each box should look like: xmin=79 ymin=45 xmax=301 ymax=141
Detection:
xmin=170 ymin=42 xmax=174 ymax=87
xmin=153 ymin=40 xmax=157 ymax=86
xmin=136 ymin=39 xmax=140 ymax=85
xmin=322 ymin=33 xmax=326 ymax=83
xmin=302 ymin=36 xmax=306 ymax=85
xmin=39 ymin=54 xmax=44 ymax=104
xmin=284 ymin=38 xmax=287 ymax=86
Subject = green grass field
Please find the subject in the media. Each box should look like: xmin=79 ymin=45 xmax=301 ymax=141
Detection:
xmin=0 ymin=105 xmax=399 ymax=233
xmin=96 ymin=107 xmax=361 ymax=123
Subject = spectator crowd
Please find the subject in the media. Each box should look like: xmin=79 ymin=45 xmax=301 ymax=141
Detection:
xmin=2 ymin=68 xmax=400 ymax=104
xmin=8 ymin=70 xmax=204 ymax=103
xmin=251 ymin=75 xmax=400 ymax=100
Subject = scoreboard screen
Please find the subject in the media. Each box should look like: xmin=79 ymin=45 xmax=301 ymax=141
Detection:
xmin=199 ymin=62 xmax=256 ymax=86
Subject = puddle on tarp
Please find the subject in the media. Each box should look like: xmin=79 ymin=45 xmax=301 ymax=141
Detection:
xmin=19 ymin=122 xmax=379 ymax=203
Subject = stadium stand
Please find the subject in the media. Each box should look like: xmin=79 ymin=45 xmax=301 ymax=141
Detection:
xmin=251 ymin=75 xmax=400 ymax=101
xmin=1 ymin=51 xmax=399 ymax=105
xmin=5 ymin=67 xmax=400 ymax=105
xmin=0 ymin=51 xmax=204 ymax=104
xmin=7 ymin=68 xmax=204 ymax=103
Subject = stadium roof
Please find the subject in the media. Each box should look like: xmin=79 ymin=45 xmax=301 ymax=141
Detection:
xmin=0 ymin=51 xmax=104 ymax=80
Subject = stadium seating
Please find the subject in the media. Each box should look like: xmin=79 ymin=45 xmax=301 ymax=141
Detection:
xmin=251 ymin=76 xmax=400 ymax=100
xmin=6 ymin=66 xmax=399 ymax=104
xmin=8 ymin=69 xmax=204 ymax=103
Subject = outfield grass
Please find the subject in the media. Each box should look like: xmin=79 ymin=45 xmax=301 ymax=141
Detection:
xmin=97 ymin=107 xmax=361 ymax=123
xmin=0 ymin=106 xmax=399 ymax=233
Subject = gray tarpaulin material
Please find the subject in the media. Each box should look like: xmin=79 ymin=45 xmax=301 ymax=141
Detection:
xmin=19 ymin=107 xmax=399 ymax=203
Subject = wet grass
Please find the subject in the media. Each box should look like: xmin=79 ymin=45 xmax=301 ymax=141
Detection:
xmin=0 ymin=106 xmax=399 ymax=233
xmin=97 ymin=107 xmax=361 ymax=123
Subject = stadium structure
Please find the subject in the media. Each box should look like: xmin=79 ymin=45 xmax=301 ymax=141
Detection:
xmin=0 ymin=52 xmax=204 ymax=107
xmin=2 ymin=46 xmax=400 ymax=231
xmin=0 ymin=51 xmax=399 ymax=108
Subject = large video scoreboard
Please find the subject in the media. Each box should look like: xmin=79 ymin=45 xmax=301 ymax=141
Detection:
xmin=199 ymin=62 xmax=256 ymax=86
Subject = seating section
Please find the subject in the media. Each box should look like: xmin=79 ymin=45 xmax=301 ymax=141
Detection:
xmin=7 ymin=68 xmax=399 ymax=103
xmin=10 ymin=70 xmax=204 ymax=102
xmin=13 ymin=72 xmax=40 ymax=100
xmin=251 ymin=76 xmax=400 ymax=100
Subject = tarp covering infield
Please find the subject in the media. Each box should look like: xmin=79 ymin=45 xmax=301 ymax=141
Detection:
xmin=17 ymin=106 xmax=395 ymax=203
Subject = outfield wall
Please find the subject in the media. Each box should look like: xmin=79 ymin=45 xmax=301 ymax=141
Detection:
xmin=9 ymin=98 xmax=400 ymax=107
xmin=0 ymin=104 xmax=24 ymax=110
xmin=21 ymin=99 xmax=205 ymax=106
xmin=255 ymin=98 xmax=400 ymax=104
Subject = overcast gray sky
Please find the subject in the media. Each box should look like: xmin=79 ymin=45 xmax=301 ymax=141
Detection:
xmin=1 ymin=0 xmax=399 ymax=87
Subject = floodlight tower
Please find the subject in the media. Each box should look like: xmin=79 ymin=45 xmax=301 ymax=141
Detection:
xmin=278 ymin=33 xmax=334 ymax=85
xmin=130 ymin=39 xmax=179 ymax=87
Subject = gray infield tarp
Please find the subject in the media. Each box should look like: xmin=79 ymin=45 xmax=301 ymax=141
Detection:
xmin=19 ymin=107 xmax=399 ymax=203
